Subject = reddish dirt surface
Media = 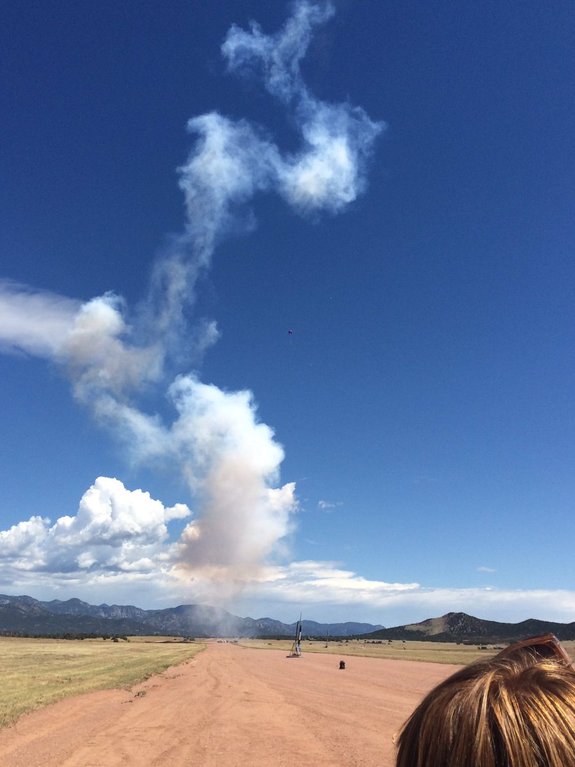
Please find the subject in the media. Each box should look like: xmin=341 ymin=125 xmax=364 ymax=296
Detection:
xmin=0 ymin=642 xmax=458 ymax=766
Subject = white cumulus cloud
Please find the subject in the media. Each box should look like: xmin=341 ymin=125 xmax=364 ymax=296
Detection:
xmin=0 ymin=477 xmax=190 ymax=579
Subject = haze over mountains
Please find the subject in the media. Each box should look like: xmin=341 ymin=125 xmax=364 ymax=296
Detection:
xmin=2 ymin=594 xmax=575 ymax=642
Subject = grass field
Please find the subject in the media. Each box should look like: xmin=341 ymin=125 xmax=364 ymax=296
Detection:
xmin=4 ymin=635 xmax=575 ymax=730
xmin=0 ymin=636 xmax=205 ymax=728
xmin=239 ymin=638 xmax=575 ymax=666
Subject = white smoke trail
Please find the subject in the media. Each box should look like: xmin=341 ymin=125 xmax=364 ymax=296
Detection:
xmin=222 ymin=1 xmax=334 ymax=104
xmin=221 ymin=0 xmax=381 ymax=213
xmin=0 ymin=281 xmax=81 ymax=359
xmin=0 ymin=1 xmax=382 ymax=603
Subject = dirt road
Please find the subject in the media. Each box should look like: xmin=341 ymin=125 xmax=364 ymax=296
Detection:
xmin=0 ymin=642 xmax=457 ymax=766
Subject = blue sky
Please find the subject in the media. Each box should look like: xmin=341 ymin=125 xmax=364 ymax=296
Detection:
xmin=1 ymin=0 xmax=575 ymax=626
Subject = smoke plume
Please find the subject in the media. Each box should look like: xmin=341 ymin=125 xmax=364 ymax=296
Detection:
xmin=0 ymin=1 xmax=382 ymax=603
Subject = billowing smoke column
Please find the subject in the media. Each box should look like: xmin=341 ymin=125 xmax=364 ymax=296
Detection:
xmin=0 ymin=1 xmax=382 ymax=600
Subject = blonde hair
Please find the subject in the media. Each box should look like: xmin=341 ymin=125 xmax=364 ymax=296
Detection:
xmin=396 ymin=650 xmax=575 ymax=767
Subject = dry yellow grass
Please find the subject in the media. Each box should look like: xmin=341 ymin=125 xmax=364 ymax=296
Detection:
xmin=0 ymin=636 xmax=205 ymax=728
xmin=239 ymin=638 xmax=489 ymax=664
xmin=239 ymin=638 xmax=575 ymax=666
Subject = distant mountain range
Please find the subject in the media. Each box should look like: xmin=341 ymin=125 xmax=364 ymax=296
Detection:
xmin=0 ymin=594 xmax=382 ymax=638
xmin=364 ymin=611 xmax=575 ymax=643
xmin=2 ymin=595 xmax=573 ymax=643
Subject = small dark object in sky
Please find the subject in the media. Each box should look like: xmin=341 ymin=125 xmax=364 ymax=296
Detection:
xmin=288 ymin=329 xmax=293 ymax=335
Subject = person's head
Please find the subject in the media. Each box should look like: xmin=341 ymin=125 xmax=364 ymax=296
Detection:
xmin=396 ymin=634 xmax=575 ymax=767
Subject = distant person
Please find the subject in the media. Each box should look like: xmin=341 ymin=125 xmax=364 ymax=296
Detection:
xmin=395 ymin=634 xmax=575 ymax=767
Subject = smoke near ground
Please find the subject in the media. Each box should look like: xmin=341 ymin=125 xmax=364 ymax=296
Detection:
xmin=0 ymin=2 xmax=382 ymax=605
